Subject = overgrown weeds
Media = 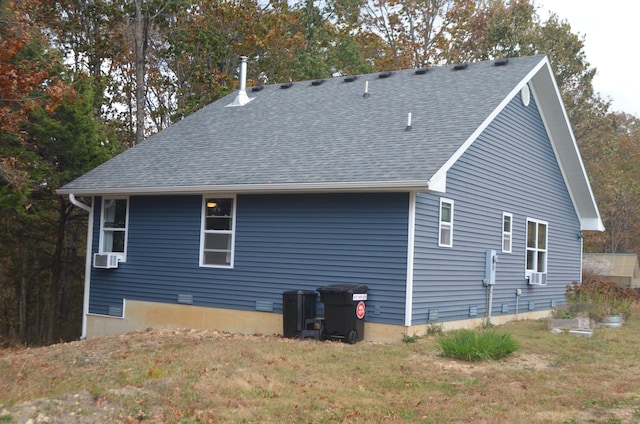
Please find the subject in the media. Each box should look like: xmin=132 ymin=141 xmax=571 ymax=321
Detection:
xmin=565 ymin=280 xmax=640 ymax=319
xmin=437 ymin=329 xmax=519 ymax=361
xmin=426 ymin=322 xmax=444 ymax=336
xmin=402 ymin=332 xmax=420 ymax=343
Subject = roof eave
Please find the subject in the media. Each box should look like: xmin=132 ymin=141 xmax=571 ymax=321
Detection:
xmin=580 ymin=218 xmax=606 ymax=232
xmin=57 ymin=180 xmax=431 ymax=196
xmin=429 ymin=56 xmax=604 ymax=232
xmin=531 ymin=57 xmax=605 ymax=232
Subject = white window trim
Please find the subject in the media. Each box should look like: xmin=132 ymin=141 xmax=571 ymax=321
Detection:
xmin=98 ymin=196 xmax=129 ymax=262
xmin=438 ymin=198 xmax=454 ymax=248
xmin=502 ymin=212 xmax=513 ymax=253
xmin=525 ymin=217 xmax=548 ymax=276
xmin=199 ymin=195 xmax=236 ymax=268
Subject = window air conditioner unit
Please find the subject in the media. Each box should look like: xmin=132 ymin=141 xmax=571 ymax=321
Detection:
xmin=93 ymin=253 xmax=119 ymax=269
xmin=528 ymin=272 xmax=547 ymax=286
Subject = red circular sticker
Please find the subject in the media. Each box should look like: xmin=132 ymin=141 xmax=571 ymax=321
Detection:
xmin=356 ymin=301 xmax=366 ymax=319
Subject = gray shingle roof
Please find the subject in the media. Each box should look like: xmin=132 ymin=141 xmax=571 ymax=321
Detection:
xmin=59 ymin=55 xmax=548 ymax=194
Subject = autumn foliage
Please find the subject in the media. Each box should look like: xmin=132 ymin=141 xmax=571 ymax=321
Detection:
xmin=0 ymin=0 xmax=66 ymax=134
xmin=0 ymin=0 xmax=639 ymax=346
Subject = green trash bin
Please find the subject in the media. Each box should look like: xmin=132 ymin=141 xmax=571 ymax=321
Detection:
xmin=317 ymin=283 xmax=368 ymax=344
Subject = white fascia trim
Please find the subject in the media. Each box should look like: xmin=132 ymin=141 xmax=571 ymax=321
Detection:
xmin=404 ymin=192 xmax=417 ymax=327
xmin=429 ymin=57 xmax=548 ymax=194
xmin=531 ymin=59 xmax=605 ymax=233
xmin=581 ymin=218 xmax=606 ymax=232
xmin=57 ymin=180 xmax=431 ymax=196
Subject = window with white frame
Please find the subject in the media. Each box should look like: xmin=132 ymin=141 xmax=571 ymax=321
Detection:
xmin=526 ymin=218 xmax=547 ymax=273
xmin=99 ymin=198 xmax=129 ymax=259
xmin=201 ymin=197 xmax=235 ymax=267
xmin=438 ymin=198 xmax=454 ymax=247
xmin=502 ymin=212 xmax=512 ymax=253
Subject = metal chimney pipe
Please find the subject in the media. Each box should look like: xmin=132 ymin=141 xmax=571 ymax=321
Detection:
xmin=239 ymin=56 xmax=248 ymax=92
xmin=226 ymin=55 xmax=254 ymax=107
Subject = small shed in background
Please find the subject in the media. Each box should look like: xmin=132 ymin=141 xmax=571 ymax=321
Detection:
xmin=583 ymin=253 xmax=640 ymax=288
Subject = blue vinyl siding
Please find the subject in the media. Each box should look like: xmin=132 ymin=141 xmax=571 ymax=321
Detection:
xmin=89 ymin=193 xmax=409 ymax=324
xmin=411 ymin=91 xmax=582 ymax=324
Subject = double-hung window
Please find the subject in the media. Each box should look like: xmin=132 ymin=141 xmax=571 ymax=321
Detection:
xmin=526 ymin=218 xmax=547 ymax=274
xmin=438 ymin=198 xmax=454 ymax=247
xmin=201 ymin=197 xmax=235 ymax=268
xmin=99 ymin=198 xmax=129 ymax=260
xmin=502 ymin=212 xmax=512 ymax=253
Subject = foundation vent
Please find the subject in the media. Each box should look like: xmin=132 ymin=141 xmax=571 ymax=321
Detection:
xmin=178 ymin=294 xmax=194 ymax=305
xmin=108 ymin=305 xmax=123 ymax=317
xmin=256 ymin=300 xmax=274 ymax=312
xmin=428 ymin=308 xmax=439 ymax=322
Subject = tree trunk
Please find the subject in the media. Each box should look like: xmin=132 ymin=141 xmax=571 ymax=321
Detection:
xmin=135 ymin=0 xmax=146 ymax=144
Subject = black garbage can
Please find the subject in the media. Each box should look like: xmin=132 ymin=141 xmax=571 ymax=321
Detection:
xmin=317 ymin=283 xmax=368 ymax=344
xmin=282 ymin=290 xmax=317 ymax=339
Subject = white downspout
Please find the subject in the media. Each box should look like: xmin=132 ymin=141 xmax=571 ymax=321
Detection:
xmin=69 ymin=193 xmax=91 ymax=212
xmin=69 ymin=194 xmax=93 ymax=339
xmin=404 ymin=193 xmax=416 ymax=327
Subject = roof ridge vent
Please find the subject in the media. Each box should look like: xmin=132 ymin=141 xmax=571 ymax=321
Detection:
xmin=251 ymin=86 xmax=264 ymax=92
xmin=414 ymin=68 xmax=428 ymax=75
xmin=494 ymin=58 xmax=509 ymax=66
xmin=226 ymin=56 xmax=254 ymax=107
xmin=378 ymin=71 xmax=392 ymax=79
xmin=280 ymin=82 xmax=293 ymax=89
xmin=311 ymin=79 xmax=325 ymax=86
xmin=453 ymin=63 xmax=468 ymax=71
xmin=344 ymin=75 xmax=358 ymax=82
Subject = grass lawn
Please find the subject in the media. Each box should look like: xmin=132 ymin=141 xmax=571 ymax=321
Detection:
xmin=2 ymin=311 xmax=640 ymax=423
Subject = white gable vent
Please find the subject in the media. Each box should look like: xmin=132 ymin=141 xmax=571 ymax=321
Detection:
xmin=521 ymin=84 xmax=531 ymax=107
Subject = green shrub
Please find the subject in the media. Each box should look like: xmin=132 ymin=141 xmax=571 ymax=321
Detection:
xmin=437 ymin=330 xmax=519 ymax=362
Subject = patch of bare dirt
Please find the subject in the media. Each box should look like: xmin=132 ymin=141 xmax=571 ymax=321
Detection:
xmin=411 ymin=351 xmax=552 ymax=373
